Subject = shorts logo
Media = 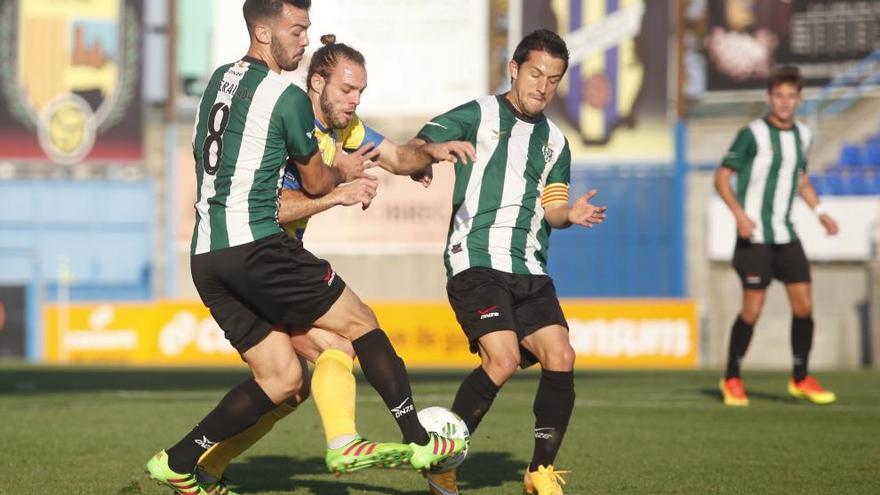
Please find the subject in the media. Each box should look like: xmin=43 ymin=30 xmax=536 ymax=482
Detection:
xmin=451 ymin=243 xmax=463 ymax=254
xmin=323 ymin=264 xmax=336 ymax=286
xmin=391 ymin=397 xmax=415 ymax=418
xmin=477 ymin=305 xmax=500 ymax=320
xmin=745 ymin=273 xmax=762 ymax=285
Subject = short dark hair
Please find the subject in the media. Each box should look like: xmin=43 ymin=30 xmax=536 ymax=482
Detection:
xmin=512 ymin=29 xmax=569 ymax=74
xmin=768 ymin=65 xmax=804 ymax=92
xmin=242 ymin=0 xmax=311 ymax=36
xmin=307 ymin=34 xmax=366 ymax=92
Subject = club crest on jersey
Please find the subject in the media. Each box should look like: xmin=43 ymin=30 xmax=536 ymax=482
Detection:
xmin=0 ymin=0 xmax=141 ymax=164
xmin=542 ymin=142 xmax=553 ymax=164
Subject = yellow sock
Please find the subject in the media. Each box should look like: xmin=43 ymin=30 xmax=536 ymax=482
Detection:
xmin=313 ymin=349 xmax=358 ymax=446
xmin=197 ymin=402 xmax=297 ymax=478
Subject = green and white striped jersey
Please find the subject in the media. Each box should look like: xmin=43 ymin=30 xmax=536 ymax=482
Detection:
xmin=191 ymin=57 xmax=318 ymax=255
xmin=723 ymin=117 xmax=812 ymax=244
xmin=418 ymin=95 xmax=571 ymax=278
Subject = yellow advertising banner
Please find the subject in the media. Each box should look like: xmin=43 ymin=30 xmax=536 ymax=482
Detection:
xmin=43 ymin=300 xmax=698 ymax=368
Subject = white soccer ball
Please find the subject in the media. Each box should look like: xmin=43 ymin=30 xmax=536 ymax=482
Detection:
xmin=417 ymin=406 xmax=470 ymax=473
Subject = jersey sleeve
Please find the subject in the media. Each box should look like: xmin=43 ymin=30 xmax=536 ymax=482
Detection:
xmin=722 ymin=127 xmax=757 ymax=171
xmin=796 ymin=122 xmax=813 ymax=172
xmin=542 ymin=139 xmax=572 ymax=208
xmin=547 ymin=138 xmax=571 ymax=186
xmin=416 ymin=100 xmax=480 ymax=143
xmin=341 ymin=114 xmax=385 ymax=151
xmin=278 ymin=86 xmax=319 ymax=163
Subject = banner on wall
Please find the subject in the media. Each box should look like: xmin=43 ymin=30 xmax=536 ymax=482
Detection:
xmin=0 ymin=0 xmax=143 ymax=164
xmin=522 ymin=0 xmax=672 ymax=158
xmin=0 ymin=286 xmax=26 ymax=358
xmin=697 ymin=0 xmax=880 ymax=91
xmin=173 ymin=145 xmax=454 ymax=254
xmin=201 ymin=0 xmax=489 ymax=117
xmin=43 ymin=300 xmax=698 ymax=368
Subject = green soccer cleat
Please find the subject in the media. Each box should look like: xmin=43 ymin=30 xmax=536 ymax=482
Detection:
xmin=194 ymin=470 xmax=239 ymax=495
xmin=145 ymin=450 xmax=209 ymax=495
xmin=325 ymin=436 xmax=413 ymax=475
xmin=409 ymin=432 xmax=466 ymax=471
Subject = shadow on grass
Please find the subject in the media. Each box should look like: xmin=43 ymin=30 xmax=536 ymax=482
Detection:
xmin=216 ymin=450 xmax=522 ymax=494
xmin=698 ymin=387 xmax=792 ymax=404
xmin=230 ymin=454 xmax=418 ymax=495
xmin=0 ymin=366 xmax=614 ymax=395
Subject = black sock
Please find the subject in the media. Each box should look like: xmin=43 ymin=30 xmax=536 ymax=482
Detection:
xmin=791 ymin=316 xmax=814 ymax=382
xmin=166 ymin=377 xmax=276 ymax=473
xmin=451 ymin=366 xmax=500 ymax=434
xmin=725 ymin=315 xmax=754 ymax=379
xmin=529 ymin=370 xmax=575 ymax=472
xmin=352 ymin=329 xmax=428 ymax=445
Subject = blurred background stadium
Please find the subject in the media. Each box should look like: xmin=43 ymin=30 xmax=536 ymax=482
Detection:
xmin=1 ymin=1 xmax=879 ymax=494
xmin=1 ymin=0 xmax=878 ymax=372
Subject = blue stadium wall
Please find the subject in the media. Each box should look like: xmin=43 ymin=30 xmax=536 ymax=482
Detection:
xmin=548 ymin=164 xmax=686 ymax=297
xmin=0 ymin=180 xmax=154 ymax=301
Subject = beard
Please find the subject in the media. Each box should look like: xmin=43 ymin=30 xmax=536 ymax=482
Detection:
xmin=270 ymin=37 xmax=299 ymax=72
xmin=319 ymin=91 xmax=351 ymax=129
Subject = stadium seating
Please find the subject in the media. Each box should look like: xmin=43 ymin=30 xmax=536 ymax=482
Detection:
xmin=809 ymin=129 xmax=880 ymax=195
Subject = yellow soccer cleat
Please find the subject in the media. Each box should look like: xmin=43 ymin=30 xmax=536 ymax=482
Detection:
xmin=719 ymin=377 xmax=749 ymax=406
xmin=788 ymin=376 xmax=836 ymax=405
xmin=524 ymin=465 xmax=569 ymax=495
xmin=426 ymin=468 xmax=459 ymax=495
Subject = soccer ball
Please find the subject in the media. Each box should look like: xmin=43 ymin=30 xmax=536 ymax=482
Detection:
xmin=417 ymin=406 xmax=469 ymax=472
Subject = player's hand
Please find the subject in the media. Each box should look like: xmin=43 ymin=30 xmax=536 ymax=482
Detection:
xmin=567 ymin=189 xmax=607 ymax=228
xmin=410 ymin=164 xmax=433 ymax=188
xmin=423 ymin=141 xmax=476 ymax=165
xmin=335 ymin=142 xmax=380 ymax=183
xmin=735 ymin=213 xmax=756 ymax=238
xmin=332 ymin=175 xmax=378 ymax=210
xmin=819 ymin=213 xmax=839 ymax=236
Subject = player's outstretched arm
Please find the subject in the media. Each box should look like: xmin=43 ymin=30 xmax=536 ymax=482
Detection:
xmin=797 ymin=173 xmax=838 ymax=235
xmin=277 ymin=176 xmax=379 ymax=224
xmin=544 ymin=189 xmax=607 ymax=229
xmin=374 ymin=138 xmax=475 ymax=177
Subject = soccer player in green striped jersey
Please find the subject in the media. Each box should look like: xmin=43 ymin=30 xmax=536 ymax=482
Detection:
xmin=194 ymin=35 xmax=476 ymax=485
xmin=145 ymin=2 xmax=465 ymax=494
xmin=715 ymin=66 xmax=840 ymax=407
xmin=414 ymin=30 xmax=607 ymax=495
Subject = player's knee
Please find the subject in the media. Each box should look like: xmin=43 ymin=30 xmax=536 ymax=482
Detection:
xmin=740 ymin=313 xmax=760 ymax=326
xmin=273 ymin=366 xmax=304 ymax=401
xmin=326 ymin=336 xmax=356 ymax=358
xmin=294 ymin=377 xmax=311 ymax=405
xmin=740 ymin=307 xmax=762 ymax=325
xmin=344 ymin=300 xmax=380 ymax=338
xmin=483 ymin=356 xmax=519 ymax=384
xmin=792 ymin=302 xmax=812 ymax=319
xmin=543 ymin=344 xmax=576 ymax=371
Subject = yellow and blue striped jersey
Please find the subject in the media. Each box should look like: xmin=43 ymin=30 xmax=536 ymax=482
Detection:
xmin=280 ymin=115 xmax=384 ymax=239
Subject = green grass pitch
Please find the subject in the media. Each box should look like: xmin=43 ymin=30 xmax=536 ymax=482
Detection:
xmin=0 ymin=366 xmax=877 ymax=494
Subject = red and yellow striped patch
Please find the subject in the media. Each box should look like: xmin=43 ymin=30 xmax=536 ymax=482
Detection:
xmin=541 ymin=183 xmax=570 ymax=208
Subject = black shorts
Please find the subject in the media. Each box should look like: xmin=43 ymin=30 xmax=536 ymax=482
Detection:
xmin=191 ymin=232 xmax=346 ymax=354
xmin=446 ymin=267 xmax=568 ymax=369
xmin=732 ymin=239 xmax=811 ymax=290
